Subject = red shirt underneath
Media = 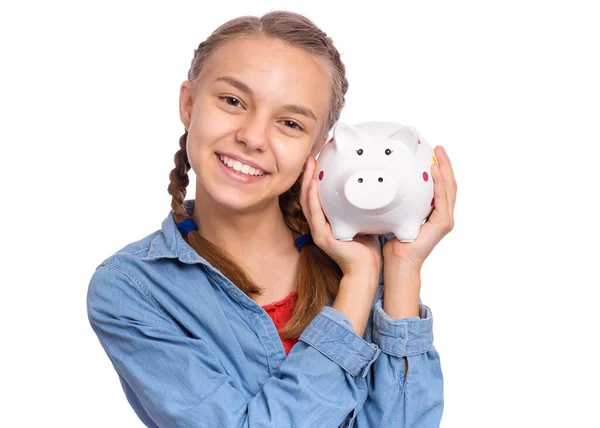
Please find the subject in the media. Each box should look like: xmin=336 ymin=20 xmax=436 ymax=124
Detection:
xmin=261 ymin=291 xmax=299 ymax=355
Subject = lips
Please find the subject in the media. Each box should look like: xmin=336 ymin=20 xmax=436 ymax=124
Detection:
xmin=218 ymin=154 xmax=266 ymax=177
xmin=216 ymin=152 xmax=268 ymax=175
xmin=215 ymin=153 xmax=268 ymax=184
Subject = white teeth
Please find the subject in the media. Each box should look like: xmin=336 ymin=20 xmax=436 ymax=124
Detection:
xmin=219 ymin=155 xmax=265 ymax=177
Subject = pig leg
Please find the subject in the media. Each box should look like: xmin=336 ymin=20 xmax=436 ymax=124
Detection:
xmin=394 ymin=219 xmax=424 ymax=242
xmin=331 ymin=221 xmax=358 ymax=241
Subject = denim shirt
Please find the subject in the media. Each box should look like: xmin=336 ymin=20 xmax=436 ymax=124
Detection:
xmin=87 ymin=199 xmax=443 ymax=427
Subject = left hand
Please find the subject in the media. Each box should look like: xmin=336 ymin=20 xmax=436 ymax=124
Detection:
xmin=300 ymin=156 xmax=383 ymax=278
xmin=383 ymin=145 xmax=457 ymax=268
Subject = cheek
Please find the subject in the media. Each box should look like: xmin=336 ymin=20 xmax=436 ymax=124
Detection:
xmin=272 ymin=140 xmax=310 ymax=172
xmin=188 ymin=117 xmax=232 ymax=154
xmin=190 ymin=100 xmax=237 ymax=138
xmin=185 ymin=127 xmax=218 ymax=176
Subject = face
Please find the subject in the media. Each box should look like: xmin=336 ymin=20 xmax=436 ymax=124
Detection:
xmin=179 ymin=36 xmax=332 ymax=213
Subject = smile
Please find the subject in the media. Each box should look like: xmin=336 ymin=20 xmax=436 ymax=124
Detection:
xmin=218 ymin=154 xmax=266 ymax=177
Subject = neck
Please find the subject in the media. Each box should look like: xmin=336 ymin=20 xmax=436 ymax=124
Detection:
xmin=191 ymin=185 xmax=296 ymax=264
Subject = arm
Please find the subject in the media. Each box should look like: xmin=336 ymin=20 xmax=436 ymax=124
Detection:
xmin=341 ymin=237 xmax=443 ymax=427
xmin=344 ymin=145 xmax=456 ymax=426
xmin=87 ymin=263 xmax=381 ymax=428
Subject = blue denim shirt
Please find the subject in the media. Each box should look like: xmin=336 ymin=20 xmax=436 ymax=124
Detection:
xmin=87 ymin=199 xmax=443 ymax=427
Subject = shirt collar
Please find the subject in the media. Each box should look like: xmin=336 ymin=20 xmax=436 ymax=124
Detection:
xmin=142 ymin=199 xmax=208 ymax=265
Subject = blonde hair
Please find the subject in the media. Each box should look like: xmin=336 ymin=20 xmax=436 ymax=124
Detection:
xmin=168 ymin=11 xmax=349 ymax=339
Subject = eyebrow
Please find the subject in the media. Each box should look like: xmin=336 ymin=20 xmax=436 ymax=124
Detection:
xmin=214 ymin=75 xmax=318 ymax=123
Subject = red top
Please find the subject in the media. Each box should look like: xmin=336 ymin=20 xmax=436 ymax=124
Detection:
xmin=261 ymin=291 xmax=299 ymax=355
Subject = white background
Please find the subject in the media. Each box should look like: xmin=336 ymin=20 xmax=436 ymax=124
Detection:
xmin=1 ymin=0 xmax=598 ymax=427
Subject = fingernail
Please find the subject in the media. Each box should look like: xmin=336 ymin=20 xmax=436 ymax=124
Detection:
xmin=441 ymin=146 xmax=447 ymax=156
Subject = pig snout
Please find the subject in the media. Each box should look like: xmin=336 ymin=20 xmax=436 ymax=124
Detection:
xmin=343 ymin=170 xmax=397 ymax=210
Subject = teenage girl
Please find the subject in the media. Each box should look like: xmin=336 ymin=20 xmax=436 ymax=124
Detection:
xmin=87 ymin=10 xmax=457 ymax=428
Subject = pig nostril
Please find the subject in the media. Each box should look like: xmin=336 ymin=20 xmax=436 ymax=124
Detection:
xmin=378 ymin=177 xmax=383 ymax=182
xmin=358 ymin=178 xmax=363 ymax=183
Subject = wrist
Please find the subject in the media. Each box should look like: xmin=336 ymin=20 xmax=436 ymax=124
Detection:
xmin=383 ymin=264 xmax=421 ymax=318
xmin=383 ymin=286 xmax=421 ymax=318
xmin=341 ymin=255 xmax=381 ymax=279
xmin=382 ymin=246 xmax=424 ymax=272
xmin=335 ymin=270 xmax=379 ymax=336
xmin=383 ymin=258 xmax=422 ymax=278
xmin=383 ymin=264 xmax=421 ymax=290
xmin=343 ymin=264 xmax=380 ymax=284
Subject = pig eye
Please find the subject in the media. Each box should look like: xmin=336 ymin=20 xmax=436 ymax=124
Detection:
xmin=356 ymin=149 xmax=364 ymax=155
xmin=385 ymin=148 xmax=393 ymax=155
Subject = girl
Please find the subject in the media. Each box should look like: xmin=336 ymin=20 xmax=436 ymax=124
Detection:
xmin=87 ymin=10 xmax=456 ymax=428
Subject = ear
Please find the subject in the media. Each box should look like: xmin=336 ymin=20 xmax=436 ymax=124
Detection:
xmin=179 ymin=80 xmax=194 ymax=131
xmin=390 ymin=125 xmax=419 ymax=152
xmin=332 ymin=122 xmax=364 ymax=150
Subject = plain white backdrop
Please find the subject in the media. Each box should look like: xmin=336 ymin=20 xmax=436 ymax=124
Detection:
xmin=1 ymin=0 xmax=598 ymax=426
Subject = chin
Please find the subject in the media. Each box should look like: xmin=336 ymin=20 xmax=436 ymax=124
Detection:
xmin=215 ymin=191 xmax=260 ymax=212
xmin=199 ymin=178 xmax=270 ymax=213
xmin=195 ymin=154 xmax=295 ymax=212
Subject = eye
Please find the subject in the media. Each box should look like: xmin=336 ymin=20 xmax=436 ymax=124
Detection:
xmin=356 ymin=149 xmax=364 ymax=155
xmin=280 ymin=120 xmax=304 ymax=132
xmin=220 ymin=96 xmax=243 ymax=108
xmin=385 ymin=148 xmax=393 ymax=155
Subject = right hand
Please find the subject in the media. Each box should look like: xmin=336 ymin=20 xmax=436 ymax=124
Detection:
xmin=299 ymin=156 xmax=382 ymax=278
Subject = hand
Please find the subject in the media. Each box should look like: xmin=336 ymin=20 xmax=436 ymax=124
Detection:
xmin=383 ymin=146 xmax=457 ymax=268
xmin=300 ymin=156 xmax=382 ymax=278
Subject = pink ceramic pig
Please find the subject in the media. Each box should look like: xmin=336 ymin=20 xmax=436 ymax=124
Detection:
xmin=314 ymin=121 xmax=437 ymax=242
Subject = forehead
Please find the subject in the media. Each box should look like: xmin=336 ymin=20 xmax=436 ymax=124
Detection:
xmin=199 ymin=37 xmax=331 ymax=119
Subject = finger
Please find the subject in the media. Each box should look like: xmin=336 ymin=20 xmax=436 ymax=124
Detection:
xmin=306 ymin=178 xmax=332 ymax=246
xmin=430 ymin=161 xmax=451 ymax=225
xmin=299 ymin=156 xmax=316 ymax=219
xmin=434 ymin=146 xmax=457 ymax=214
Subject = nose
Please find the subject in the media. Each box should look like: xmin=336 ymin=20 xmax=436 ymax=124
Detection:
xmin=236 ymin=114 xmax=269 ymax=152
xmin=344 ymin=170 xmax=397 ymax=210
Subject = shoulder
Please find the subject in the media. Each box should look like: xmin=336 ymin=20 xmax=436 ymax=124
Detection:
xmin=86 ymin=231 xmax=216 ymax=339
xmin=90 ymin=230 xmax=162 ymax=294
xmin=87 ymin=230 xmax=162 ymax=311
xmin=86 ymin=228 xmax=211 ymax=318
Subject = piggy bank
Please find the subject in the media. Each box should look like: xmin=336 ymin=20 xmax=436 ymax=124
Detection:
xmin=314 ymin=121 xmax=437 ymax=242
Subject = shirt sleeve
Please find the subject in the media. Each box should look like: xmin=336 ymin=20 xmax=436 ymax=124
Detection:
xmin=336 ymin=234 xmax=444 ymax=427
xmin=86 ymin=262 xmax=382 ymax=428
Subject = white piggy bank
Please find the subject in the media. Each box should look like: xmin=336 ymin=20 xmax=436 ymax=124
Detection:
xmin=314 ymin=121 xmax=437 ymax=242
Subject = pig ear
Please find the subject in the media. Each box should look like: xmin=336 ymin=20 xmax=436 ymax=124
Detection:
xmin=332 ymin=122 xmax=364 ymax=150
xmin=390 ymin=126 xmax=419 ymax=152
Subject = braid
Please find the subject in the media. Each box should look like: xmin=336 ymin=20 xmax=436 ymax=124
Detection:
xmin=279 ymin=170 xmax=343 ymax=339
xmin=279 ymin=176 xmax=310 ymax=237
xmin=168 ymin=131 xmax=191 ymax=223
